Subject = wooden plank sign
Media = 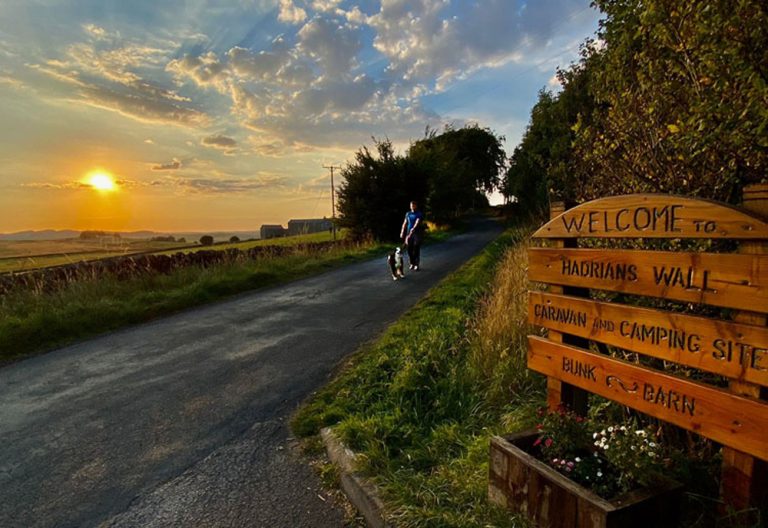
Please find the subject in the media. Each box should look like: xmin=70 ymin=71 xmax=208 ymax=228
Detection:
xmin=528 ymin=336 xmax=768 ymax=462
xmin=528 ymin=292 xmax=768 ymax=387
xmin=528 ymin=247 xmax=768 ymax=312
xmin=533 ymin=194 xmax=768 ymax=239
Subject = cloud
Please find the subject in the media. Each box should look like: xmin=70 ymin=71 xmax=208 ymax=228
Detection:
xmin=0 ymin=73 xmax=24 ymax=89
xmin=78 ymin=83 xmax=208 ymax=126
xmin=33 ymin=34 xmax=207 ymax=127
xmin=201 ymin=134 xmax=238 ymax=154
xmin=166 ymin=174 xmax=287 ymax=193
xmin=297 ymin=16 xmax=361 ymax=75
xmin=151 ymin=158 xmax=182 ymax=171
xmin=278 ymin=0 xmax=307 ymax=24
xmin=82 ymin=23 xmax=112 ymax=40
xmin=166 ymin=51 xmax=229 ymax=89
xmin=367 ymin=0 xmax=589 ymax=91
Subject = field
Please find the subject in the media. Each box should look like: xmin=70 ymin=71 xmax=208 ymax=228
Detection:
xmin=0 ymin=239 xmax=188 ymax=273
xmin=0 ymin=231 xmax=343 ymax=274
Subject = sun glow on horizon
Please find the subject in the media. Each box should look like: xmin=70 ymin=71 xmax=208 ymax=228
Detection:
xmin=84 ymin=171 xmax=117 ymax=192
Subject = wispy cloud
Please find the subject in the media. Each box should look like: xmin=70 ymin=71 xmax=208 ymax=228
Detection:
xmin=201 ymin=134 xmax=238 ymax=154
xmin=151 ymin=158 xmax=182 ymax=171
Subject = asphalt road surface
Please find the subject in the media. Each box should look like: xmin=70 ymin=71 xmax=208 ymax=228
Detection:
xmin=0 ymin=218 xmax=503 ymax=528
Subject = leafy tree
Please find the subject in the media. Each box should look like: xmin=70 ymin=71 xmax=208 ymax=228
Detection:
xmin=410 ymin=125 xmax=506 ymax=222
xmin=337 ymin=139 xmax=428 ymax=241
xmin=573 ymin=0 xmax=768 ymax=203
xmin=199 ymin=235 xmax=214 ymax=246
xmin=229 ymin=235 xmax=240 ymax=243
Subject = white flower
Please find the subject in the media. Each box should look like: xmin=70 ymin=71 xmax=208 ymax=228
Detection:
xmin=593 ymin=432 xmax=599 ymax=439
xmin=597 ymin=471 xmax=603 ymax=477
xmin=608 ymin=426 xmax=614 ymax=433
xmin=649 ymin=442 xmax=656 ymax=448
xmin=575 ymin=457 xmax=581 ymax=462
xmin=620 ymin=426 xmax=627 ymax=431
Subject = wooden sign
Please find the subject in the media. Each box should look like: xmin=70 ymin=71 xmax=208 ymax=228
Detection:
xmin=528 ymin=247 xmax=768 ymax=312
xmin=528 ymin=336 xmax=768 ymax=462
xmin=533 ymin=195 xmax=768 ymax=239
xmin=528 ymin=292 xmax=768 ymax=387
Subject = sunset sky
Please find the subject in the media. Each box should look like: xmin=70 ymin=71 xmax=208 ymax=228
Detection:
xmin=0 ymin=0 xmax=600 ymax=233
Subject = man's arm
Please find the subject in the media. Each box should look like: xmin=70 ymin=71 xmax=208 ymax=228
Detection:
xmin=400 ymin=216 xmax=409 ymax=239
xmin=409 ymin=218 xmax=421 ymax=237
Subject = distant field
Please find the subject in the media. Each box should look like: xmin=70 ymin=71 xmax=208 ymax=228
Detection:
xmin=155 ymin=230 xmax=345 ymax=255
xmin=0 ymin=239 xmax=188 ymax=273
xmin=0 ymin=231 xmax=345 ymax=273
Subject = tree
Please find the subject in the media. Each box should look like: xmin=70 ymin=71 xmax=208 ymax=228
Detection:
xmin=572 ymin=0 xmax=768 ymax=203
xmin=410 ymin=125 xmax=506 ymax=222
xmin=337 ymin=139 xmax=429 ymax=241
xmin=229 ymin=235 xmax=240 ymax=243
xmin=199 ymin=235 xmax=214 ymax=246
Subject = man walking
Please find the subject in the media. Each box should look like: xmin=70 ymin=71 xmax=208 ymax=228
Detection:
xmin=400 ymin=200 xmax=424 ymax=270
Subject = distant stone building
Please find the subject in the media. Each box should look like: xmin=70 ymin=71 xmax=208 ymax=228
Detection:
xmin=287 ymin=218 xmax=333 ymax=236
xmin=260 ymin=224 xmax=286 ymax=239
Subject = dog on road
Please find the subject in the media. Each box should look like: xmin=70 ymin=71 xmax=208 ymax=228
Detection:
xmin=387 ymin=246 xmax=405 ymax=280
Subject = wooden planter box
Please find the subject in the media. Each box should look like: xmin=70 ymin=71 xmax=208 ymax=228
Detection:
xmin=489 ymin=430 xmax=683 ymax=528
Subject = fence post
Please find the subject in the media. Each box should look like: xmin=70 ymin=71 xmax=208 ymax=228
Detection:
xmin=544 ymin=201 xmax=588 ymax=415
xmin=720 ymin=183 xmax=768 ymax=517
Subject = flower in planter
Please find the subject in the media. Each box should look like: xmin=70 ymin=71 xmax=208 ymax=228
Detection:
xmin=533 ymin=407 xmax=668 ymax=499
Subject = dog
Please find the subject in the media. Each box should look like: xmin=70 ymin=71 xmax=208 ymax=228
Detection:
xmin=386 ymin=246 xmax=405 ymax=280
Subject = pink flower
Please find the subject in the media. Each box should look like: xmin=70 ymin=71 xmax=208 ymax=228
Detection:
xmin=533 ymin=437 xmax=542 ymax=447
xmin=544 ymin=438 xmax=553 ymax=448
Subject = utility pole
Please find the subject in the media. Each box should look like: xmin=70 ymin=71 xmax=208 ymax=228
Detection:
xmin=323 ymin=164 xmax=342 ymax=240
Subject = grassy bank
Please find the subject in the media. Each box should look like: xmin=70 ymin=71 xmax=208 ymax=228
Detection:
xmin=293 ymin=225 xmax=543 ymax=527
xmin=0 ymin=225 xmax=460 ymax=364
xmin=0 ymin=239 xmax=388 ymax=364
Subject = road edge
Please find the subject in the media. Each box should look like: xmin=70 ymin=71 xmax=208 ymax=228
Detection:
xmin=320 ymin=427 xmax=392 ymax=528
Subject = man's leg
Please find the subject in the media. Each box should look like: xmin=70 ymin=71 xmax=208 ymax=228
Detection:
xmin=412 ymin=236 xmax=421 ymax=268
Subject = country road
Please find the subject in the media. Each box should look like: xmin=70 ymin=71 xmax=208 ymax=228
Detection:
xmin=0 ymin=218 xmax=503 ymax=528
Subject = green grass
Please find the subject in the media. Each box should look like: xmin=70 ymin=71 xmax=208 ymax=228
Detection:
xmin=292 ymin=225 xmax=542 ymax=527
xmin=0 ymin=239 xmax=389 ymax=364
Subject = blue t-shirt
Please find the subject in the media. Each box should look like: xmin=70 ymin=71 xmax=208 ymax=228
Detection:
xmin=405 ymin=211 xmax=424 ymax=233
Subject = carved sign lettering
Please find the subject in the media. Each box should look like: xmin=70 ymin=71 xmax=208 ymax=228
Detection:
xmin=528 ymin=336 xmax=768 ymax=461
xmin=529 ymin=248 xmax=768 ymax=312
xmin=533 ymin=195 xmax=768 ymax=239
xmin=528 ymin=292 xmax=768 ymax=386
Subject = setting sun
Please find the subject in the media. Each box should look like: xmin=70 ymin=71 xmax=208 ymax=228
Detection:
xmin=85 ymin=171 xmax=117 ymax=192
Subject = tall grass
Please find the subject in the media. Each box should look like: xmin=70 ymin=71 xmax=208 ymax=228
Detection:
xmin=0 ymin=240 xmax=386 ymax=363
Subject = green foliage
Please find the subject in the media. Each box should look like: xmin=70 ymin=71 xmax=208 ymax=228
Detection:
xmin=199 ymin=235 xmax=214 ymax=246
xmin=336 ymin=139 xmax=429 ymax=241
xmin=507 ymin=0 xmax=768 ymax=207
xmin=578 ymin=0 xmax=768 ymax=202
xmin=410 ymin=125 xmax=506 ymax=223
xmin=535 ymin=408 xmax=667 ymax=499
xmin=337 ymin=125 xmax=506 ymax=240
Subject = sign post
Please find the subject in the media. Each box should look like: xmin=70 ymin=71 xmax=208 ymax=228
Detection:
xmin=527 ymin=188 xmax=768 ymax=516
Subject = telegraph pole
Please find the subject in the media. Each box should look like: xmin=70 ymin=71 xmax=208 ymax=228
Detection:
xmin=323 ymin=164 xmax=341 ymax=240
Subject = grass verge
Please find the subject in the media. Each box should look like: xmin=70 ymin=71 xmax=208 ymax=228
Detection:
xmin=292 ymin=224 xmax=543 ymax=527
xmin=0 ymin=239 xmax=390 ymax=364
xmin=0 ymin=224 xmax=461 ymax=365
